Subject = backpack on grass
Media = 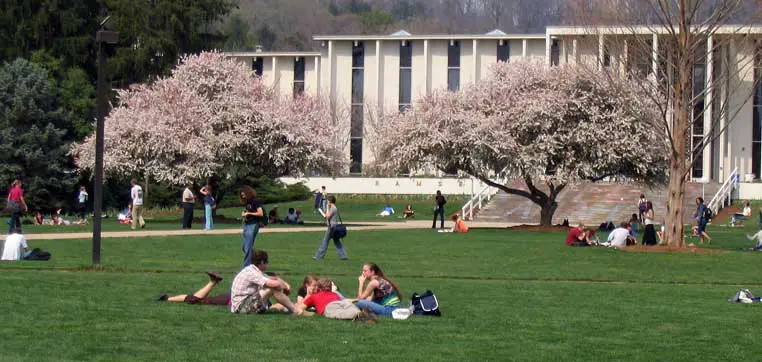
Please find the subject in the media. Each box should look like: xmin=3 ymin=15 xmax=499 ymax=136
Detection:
xmin=411 ymin=290 xmax=441 ymax=316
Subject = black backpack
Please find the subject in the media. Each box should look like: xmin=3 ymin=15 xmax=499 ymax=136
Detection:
xmin=411 ymin=290 xmax=441 ymax=316
xmin=704 ymin=206 xmax=713 ymax=221
xmin=260 ymin=205 xmax=268 ymax=227
xmin=23 ymin=248 xmax=51 ymax=261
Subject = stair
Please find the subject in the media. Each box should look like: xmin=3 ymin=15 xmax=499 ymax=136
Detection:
xmin=475 ymin=181 xmax=722 ymax=225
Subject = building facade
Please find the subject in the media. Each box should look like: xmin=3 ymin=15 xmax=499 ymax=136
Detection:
xmin=227 ymin=26 xmax=762 ymax=183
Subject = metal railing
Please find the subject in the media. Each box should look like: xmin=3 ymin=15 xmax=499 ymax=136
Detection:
xmin=707 ymin=167 xmax=738 ymax=216
xmin=461 ymin=172 xmax=508 ymax=221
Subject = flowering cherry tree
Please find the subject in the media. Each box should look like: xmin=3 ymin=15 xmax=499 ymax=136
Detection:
xmin=72 ymin=52 xmax=345 ymax=184
xmin=376 ymin=61 xmax=669 ymax=225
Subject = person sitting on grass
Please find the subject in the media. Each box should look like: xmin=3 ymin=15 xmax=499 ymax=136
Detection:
xmin=376 ymin=204 xmax=395 ymax=217
xmin=284 ymin=208 xmax=304 ymax=225
xmin=1 ymin=227 xmax=30 ymax=261
xmin=157 ymin=272 xmax=230 ymax=305
xmin=628 ymin=213 xmax=640 ymax=236
xmin=745 ymin=230 xmax=762 ymax=251
xmin=34 ymin=212 xmax=43 ymax=225
xmin=229 ymin=250 xmax=311 ymax=316
xmin=565 ymin=223 xmax=591 ymax=247
xmin=731 ymin=201 xmax=752 ymax=227
xmin=600 ymin=222 xmax=635 ymax=248
xmin=299 ymin=278 xmax=360 ymax=319
xmin=268 ymin=206 xmax=282 ymax=225
xmin=403 ymin=204 xmax=415 ymax=219
xmin=351 ymin=263 xmax=402 ymax=317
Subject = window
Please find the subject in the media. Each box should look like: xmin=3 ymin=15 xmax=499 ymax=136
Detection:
xmin=399 ymin=42 xmax=412 ymax=111
xmin=252 ymin=57 xmax=263 ymax=77
xmin=293 ymin=57 xmax=305 ymax=97
xmin=350 ymin=41 xmax=365 ymax=174
xmin=497 ymin=41 xmax=510 ymax=62
xmin=550 ymin=39 xmax=560 ymax=66
xmin=448 ymin=40 xmax=460 ymax=91
xmin=602 ymin=46 xmax=611 ymax=67
xmin=753 ymin=48 xmax=762 ymax=178
xmin=691 ymin=55 xmax=707 ymax=179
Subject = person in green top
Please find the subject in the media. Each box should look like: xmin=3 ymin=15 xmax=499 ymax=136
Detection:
xmin=351 ymin=263 xmax=402 ymax=316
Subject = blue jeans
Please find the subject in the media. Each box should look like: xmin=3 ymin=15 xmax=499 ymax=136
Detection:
xmin=204 ymin=204 xmax=213 ymax=230
xmin=241 ymin=223 xmax=260 ymax=267
xmin=314 ymin=225 xmax=347 ymax=259
xmin=355 ymin=299 xmax=397 ymax=316
xmin=8 ymin=211 xmax=21 ymax=233
xmin=432 ymin=206 xmax=445 ymax=228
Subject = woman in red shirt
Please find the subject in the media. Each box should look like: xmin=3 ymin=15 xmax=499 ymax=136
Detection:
xmin=7 ymin=180 xmax=28 ymax=234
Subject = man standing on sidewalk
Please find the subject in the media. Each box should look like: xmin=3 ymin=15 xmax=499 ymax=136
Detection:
xmin=130 ymin=179 xmax=146 ymax=230
xmin=181 ymin=183 xmax=195 ymax=229
xmin=432 ymin=190 xmax=447 ymax=229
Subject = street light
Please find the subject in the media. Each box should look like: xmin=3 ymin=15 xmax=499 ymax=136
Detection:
xmin=92 ymin=18 xmax=119 ymax=265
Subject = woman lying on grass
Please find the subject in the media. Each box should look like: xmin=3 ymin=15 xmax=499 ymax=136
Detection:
xmin=299 ymin=278 xmax=360 ymax=319
xmin=157 ymin=272 xmax=230 ymax=305
xmin=351 ymin=263 xmax=402 ymax=316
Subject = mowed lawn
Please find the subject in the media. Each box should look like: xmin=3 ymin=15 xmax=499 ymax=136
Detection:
xmin=1 ymin=225 xmax=762 ymax=361
xmin=15 ymin=196 xmax=467 ymax=234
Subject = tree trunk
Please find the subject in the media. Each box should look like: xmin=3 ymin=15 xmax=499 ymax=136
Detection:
xmin=664 ymin=28 xmax=693 ymax=248
xmin=539 ymin=199 xmax=559 ymax=226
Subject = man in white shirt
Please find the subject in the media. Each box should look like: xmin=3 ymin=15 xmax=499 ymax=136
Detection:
xmin=230 ymin=250 xmax=310 ymax=316
xmin=602 ymin=222 xmax=634 ymax=248
xmin=2 ymin=228 xmax=29 ymax=261
xmin=746 ymin=231 xmax=762 ymax=251
xmin=181 ymin=183 xmax=196 ymax=229
xmin=130 ymin=178 xmax=146 ymax=230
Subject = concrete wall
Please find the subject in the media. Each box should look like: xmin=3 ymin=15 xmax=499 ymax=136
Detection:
xmin=280 ymin=177 xmax=483 ymax=195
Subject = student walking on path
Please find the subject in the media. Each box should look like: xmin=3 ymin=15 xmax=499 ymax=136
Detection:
xmin=200 ymin=184 xmax=215 ymax=230
xmin=240 ymin=186 xmax=263 ymax=268
xmin=6 ymin=180 xmax=28 ymax=234
xmin=313 ymin=195 xmax=348 ymax=260
xmin=432 ymin=190 xmax=446 ymax=229
xmin=181 ymin=183 xmax=195 ymax=229
xmin=76 ymin=186 xmax=88 ymax=223
xmin=130 ymin=179 xmax=146 ymax=230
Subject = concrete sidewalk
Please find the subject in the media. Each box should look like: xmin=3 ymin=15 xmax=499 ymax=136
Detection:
xmin=21 ymin=220 xmax=531 ymax=240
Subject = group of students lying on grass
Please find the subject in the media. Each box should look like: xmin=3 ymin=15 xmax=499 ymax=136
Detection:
xmin=157 ymin=250 xmax=403 ymax=319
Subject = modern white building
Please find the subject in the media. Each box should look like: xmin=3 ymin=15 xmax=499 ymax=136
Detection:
xmin=227 ymin=25 xmax=762 ymax=184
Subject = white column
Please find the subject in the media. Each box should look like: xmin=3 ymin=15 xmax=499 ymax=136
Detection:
xmin=472 ymin=39 xmax=478 ymax=82
xmin=703 ymin=36 xmax=714 ymax=182
xmin=376 ymin=40 xmax=382 ymax=110
xmin=728 ymin=37 xmax=736 ymax=174
xmin=327 ymin=40 xmax=334 ymax=103
xmin=424 ymin=39 xmax=430 ymax=95
xmin=271 ymin=56 xmax=278 ymax=89
xmin=572 ymin=38 xmax=578 ymax=64
xmin=621 ymin=39 xmax=628 ymax=77
xmin=598 ymin=34 xmax=604 ymax=71
xmin=314 ymin=55 xmax=320 ymax=97
xmin=719 ymin=43 xmax=728 ymax=181
xmin=545 ymin=34 xmax=552 ymax=66
xmin=522 ymin=39 xmax=527 ymax=58
xmin=561 ymin=37 xmax=567 ymax=64
xmin=652 ymin=33 xmax=659 ymax=77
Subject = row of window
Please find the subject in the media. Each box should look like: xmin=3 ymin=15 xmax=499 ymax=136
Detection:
xmin=752 ymin=49 xmax=762 ymax=178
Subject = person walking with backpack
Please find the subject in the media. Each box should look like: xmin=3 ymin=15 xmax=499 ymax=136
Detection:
xmin=432 ymin=190 xmax=446 ymax=229
xmin=313 ymin=195 xmax=348 ymax=260
xmin=637 ymin=194 xmax=648 ymax=224
xmin=694 ymin=197 xmax=711 ymax=244
xmin=240 ymin=186 xmax=264 ymax=268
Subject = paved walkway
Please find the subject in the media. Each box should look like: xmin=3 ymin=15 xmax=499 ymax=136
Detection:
xmin=22 ymin=220 xmax=532 ymax=240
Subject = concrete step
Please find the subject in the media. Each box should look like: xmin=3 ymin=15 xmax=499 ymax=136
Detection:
xmin=475 ymin=182 xmax=722 ymax=225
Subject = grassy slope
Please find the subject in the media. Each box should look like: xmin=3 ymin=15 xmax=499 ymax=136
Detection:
xmin=1 ymin=225 xmax=761 ymax=361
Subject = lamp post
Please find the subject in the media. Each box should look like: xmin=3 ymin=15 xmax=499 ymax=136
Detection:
xmin=92 ymin=19 xmax=119 ymax=265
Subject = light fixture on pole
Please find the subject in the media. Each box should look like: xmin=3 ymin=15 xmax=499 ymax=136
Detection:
xmin=92 ymin=16 xmax=119 ymax=265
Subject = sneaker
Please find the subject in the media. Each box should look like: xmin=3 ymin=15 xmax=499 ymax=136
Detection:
xmin=206 ymin=271 xmax=223 ymax=284
xmin=156 ymin=294 xmax=168 ymax=302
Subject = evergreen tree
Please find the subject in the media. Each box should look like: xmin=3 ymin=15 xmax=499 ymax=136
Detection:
xmin=0 ymin=59 xmax=77 ymax=209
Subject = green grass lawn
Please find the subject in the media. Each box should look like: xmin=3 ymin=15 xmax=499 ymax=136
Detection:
xmin=2 ymin=224 xmax=761 ymax=361
xmin=14 ymin=196 xmax=467 ymax=234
